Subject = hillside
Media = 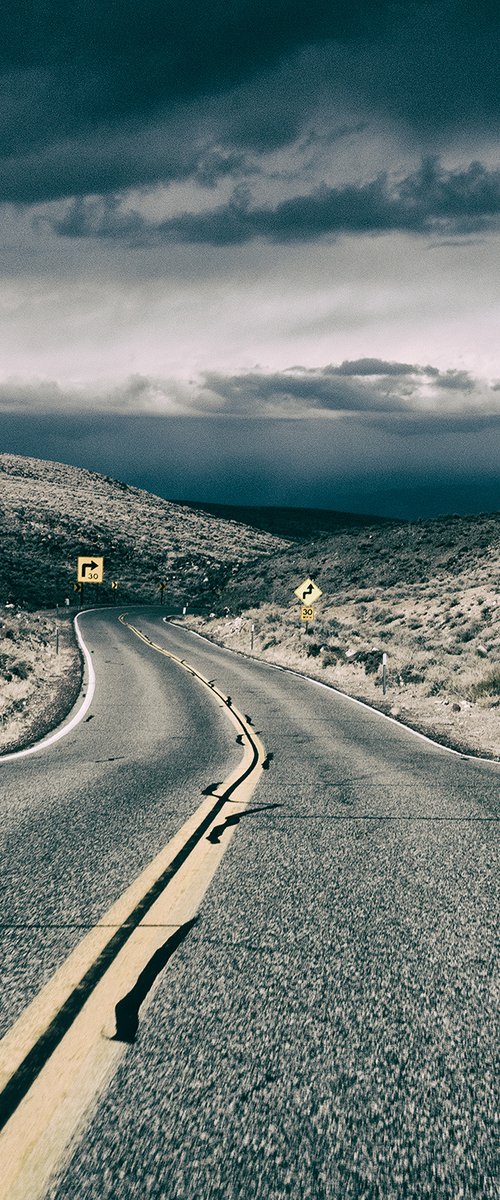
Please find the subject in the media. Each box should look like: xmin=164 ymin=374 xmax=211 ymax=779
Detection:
xmin=0 ymin=454 xmax=288 ymax=609
xmin=219 ymin=512 xmax=500 ymax=610
xmin=186 ymin=510 xmax=500 ymax=759
xmin=179 ymin=501 xmax=393 ymax=540
xmin=0 ymin=453 xmax=499 ymax=759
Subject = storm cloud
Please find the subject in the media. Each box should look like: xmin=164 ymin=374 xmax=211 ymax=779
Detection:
xmin=1 ymin=3 xmax=499 ymax=519
xmin=0 ymin=2 xmax=499 ymax=206
xmin=49 ymin=159 xmax=500 ymax=245
xmin=1 ymin=360 xmax=498 ymax=427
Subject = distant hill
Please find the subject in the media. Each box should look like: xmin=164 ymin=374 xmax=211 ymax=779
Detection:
xmin=220 ymin=509 xmax=500 ymax=611
xmin=179 ymin=501 xmax=393 ymax=540
xmin=0 ymin=454 xmax=288 ymax=608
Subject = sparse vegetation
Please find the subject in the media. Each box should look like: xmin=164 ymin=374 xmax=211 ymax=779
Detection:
xmin=469 ymin=670 xmax=500 ymax=700
xmin=0 ymin=453 xmax=499 ymax=758
xmin=0 ymin=453 xmax=287 ymax=609
xmin=184 ymin=507 xmax=500 ymax=758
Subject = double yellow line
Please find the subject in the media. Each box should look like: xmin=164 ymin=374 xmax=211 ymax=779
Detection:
xmin=0 ymin=615 xmax=266 ymax=1200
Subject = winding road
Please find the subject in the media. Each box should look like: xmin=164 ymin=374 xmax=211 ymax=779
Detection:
xmin=0 ymin=606 xmax=498 ymax=1199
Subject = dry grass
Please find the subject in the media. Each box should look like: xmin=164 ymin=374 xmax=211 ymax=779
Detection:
xmin=1 ymin=453 xmax=499 ymax=758
xmin=0 ymin=608 xmax=81 ymax=753
xmin=0 ymin=453 xmax=287 ymax=609
xmin=183 ymin=520 xmax=500 ymax=758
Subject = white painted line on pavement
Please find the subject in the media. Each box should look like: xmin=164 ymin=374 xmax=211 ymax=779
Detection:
xmin=0 ymin=612 xmax=96 ymax=764
xmin=166 ymin=619 xmax=500 ymax=766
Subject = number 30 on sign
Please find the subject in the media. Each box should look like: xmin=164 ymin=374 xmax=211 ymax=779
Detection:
xmin=301 ymin=605 xmax=315 ymax=622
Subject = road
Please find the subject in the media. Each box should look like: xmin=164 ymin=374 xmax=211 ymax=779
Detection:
xmin=0 ymin=606 xmax=498 ymax=1199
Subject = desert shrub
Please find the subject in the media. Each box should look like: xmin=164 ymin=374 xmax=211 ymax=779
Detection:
xmin=427 ymin=678 xmax=446 ymax=695
xmin=469 ymin=670 xmax=500 ymax=699
xmin=399 ymin=663 xmax=425 ymax=684
xmin=10 ymin=661 xmax=30 ymax=679
xmin=322 ymin=652 xmax=337 ymax=667
xmin=262 ymin=636 xmax=279 ymax=650
xmin=355 ymin=649 xmax=382 ymax=675
xmin=306 ymin=642 xmax=322 ymax=657
xmin=372 ymin=608 xmax=390 ymax=622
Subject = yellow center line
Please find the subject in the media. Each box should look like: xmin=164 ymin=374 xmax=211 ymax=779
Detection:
xmin=0 ymin=613 xmax=266 ymax=1200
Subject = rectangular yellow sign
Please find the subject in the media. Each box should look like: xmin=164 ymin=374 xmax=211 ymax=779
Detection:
xmin=77 ymin=556 xmax=104 ymax=584
xmin=301 ymin=605 xmax=315 ymax=622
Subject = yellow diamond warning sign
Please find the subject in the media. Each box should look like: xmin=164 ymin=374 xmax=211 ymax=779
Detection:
xmin=77 ymin=556 xmax=104 ymax=584
xmin=294 ymin=577 xmax=322 ymax=605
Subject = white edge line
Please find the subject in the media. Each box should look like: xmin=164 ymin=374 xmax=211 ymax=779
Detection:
xmin=0 ymin=611 xmax=96 ymax=764
xmin=166 ymin=618 xmax=500 ymax=767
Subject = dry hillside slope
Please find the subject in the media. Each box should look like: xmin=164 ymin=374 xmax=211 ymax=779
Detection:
xmin=0 ymin=453 xmax=288 ymax=609
xmin=185 ymin=510 xmax=500 ymax=759
xmin=0 ymin=453 xmax=499 ymax=759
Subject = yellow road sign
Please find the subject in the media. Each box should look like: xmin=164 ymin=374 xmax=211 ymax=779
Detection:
xmin=294 ymin=577 xmax=322 ymax=604
xmin=77 ymin=556 xmax=104 ymax=584
xmin=111 ymin=580 xmax=118 ymax=590
xmin=301 ymin=605 xmax=315 ymax=622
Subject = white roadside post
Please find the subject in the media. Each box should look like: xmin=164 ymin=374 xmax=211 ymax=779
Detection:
xmin=382 ymin=651 xmax=388 ymax=695
xmin=251 ymin=622 xmax=255 ymax=650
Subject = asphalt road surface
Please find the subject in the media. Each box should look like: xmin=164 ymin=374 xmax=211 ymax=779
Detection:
xmin=1 ymin=606 xmax=498 ymax=1199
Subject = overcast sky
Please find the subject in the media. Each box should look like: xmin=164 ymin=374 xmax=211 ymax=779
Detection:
xmin=1 ymin=1 xmax=499 ymax=516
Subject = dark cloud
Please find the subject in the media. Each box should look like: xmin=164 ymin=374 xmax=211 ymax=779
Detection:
xmin=434 ymin=369 xmax=477 ymax=391
xmin=201 ymin=367 xmax=398 ymax=414
xmin=0 ymin=3 xmax=498 ymax=204
xmin=1 ymin=360 xmax=495 ymax=421
xmin=199 ymin=362 xmax=498 ymax=418
xmin=50 ymin=159 xmax=500 ymax=244
xmin=332 ymin=359 xmax=422 ymax=376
